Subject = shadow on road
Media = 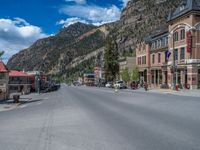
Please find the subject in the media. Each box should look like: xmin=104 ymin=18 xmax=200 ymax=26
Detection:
xmin=0 ymin=98 xmax=43 ymax=105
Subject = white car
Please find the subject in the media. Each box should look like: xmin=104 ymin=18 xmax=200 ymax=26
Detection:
xmin=114 ymin=81 xmax=127 ymax=89
xmin=105 ymin=82 xmax=113 ymax=88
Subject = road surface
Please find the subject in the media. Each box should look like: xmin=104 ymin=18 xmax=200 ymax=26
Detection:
xmin=0 ymin=85 xmax=200 ymax=150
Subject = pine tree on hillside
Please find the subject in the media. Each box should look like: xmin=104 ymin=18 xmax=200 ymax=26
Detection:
xmin=104 ymin=36 xmax=119 ymax=82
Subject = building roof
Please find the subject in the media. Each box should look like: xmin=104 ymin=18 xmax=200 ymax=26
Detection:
xmin=9 ymin=70 xmax=34 ymax=77
xmin=0 ymin=61 xmax=9 ymax=72
xmin=145 ymin=26 xmax=168 ymax=43
xmin=168 ymin=0 xmax=200 ymax=22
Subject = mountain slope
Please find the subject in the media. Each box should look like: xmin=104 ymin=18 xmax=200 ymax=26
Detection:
xmin=111 ymin=0 xmax=181 ymax=54
xmin=7 ymin=22 xmax=106 ymax=75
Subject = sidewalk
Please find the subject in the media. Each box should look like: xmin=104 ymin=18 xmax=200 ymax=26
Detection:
xmin=134 ymin=88 xmax=200 ymax=97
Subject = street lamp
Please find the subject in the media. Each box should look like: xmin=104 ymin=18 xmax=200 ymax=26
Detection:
xmin=168 ymin=32 xmax=176 ymax=90
xmin=35 ymin=72 xmax=40 ymax=94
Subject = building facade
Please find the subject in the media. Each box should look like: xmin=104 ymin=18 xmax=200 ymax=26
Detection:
xmin=9 ymin=70 xmax=33 ymax=94
xmin=136 ymin=0 xmax=200 ymax=89
xmin=0 ymin=61 xmax=9 ymax=100
xmin=119 ymin=57 xmax=136 ymax=80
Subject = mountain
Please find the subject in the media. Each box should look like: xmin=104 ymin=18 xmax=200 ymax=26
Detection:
xmin=111 ymin=0 xmax=181 ymax=55
xmin=7 ymin=0 xmax=182 ymax=80
xmin=7 ymin=22 xmax=107 ymax=76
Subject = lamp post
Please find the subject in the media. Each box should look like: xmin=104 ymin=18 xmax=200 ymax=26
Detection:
xmin=168 ymin=32 xmax=176 ymax=90
xmin=36 ymin=72 xmax=40 ymax=94
xmin=172 ymin=33 xmax=176 ymax=90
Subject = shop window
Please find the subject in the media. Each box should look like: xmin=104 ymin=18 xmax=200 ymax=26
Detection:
xmin=180 ymin=47 xmax=185 ymax=60
xmin=180 ymin=29 xmax=185 ymax=40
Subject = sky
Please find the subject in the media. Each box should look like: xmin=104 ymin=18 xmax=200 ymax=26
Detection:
xmin=0 ymin=0 xmax=130 ymax=62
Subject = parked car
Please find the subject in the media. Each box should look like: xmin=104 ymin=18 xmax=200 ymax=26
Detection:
xmin=114 ymin=81 xmax=127 ymax=89
xmin=105 ymin=82 xmax=113 ymax=88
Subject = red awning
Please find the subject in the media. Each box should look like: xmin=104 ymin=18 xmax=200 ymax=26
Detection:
xmin=9 ymin=70 xmax=34 ymax=77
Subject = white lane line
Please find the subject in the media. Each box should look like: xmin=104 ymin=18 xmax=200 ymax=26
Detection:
xmin=18 ymin=104 xmax=28 ymax=108
xmin=36 ymin=102 xmax=42 ymax=105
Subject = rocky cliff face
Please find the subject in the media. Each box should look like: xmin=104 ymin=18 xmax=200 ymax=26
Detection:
xmin=112 ymin=0 xmax=181 ymax=55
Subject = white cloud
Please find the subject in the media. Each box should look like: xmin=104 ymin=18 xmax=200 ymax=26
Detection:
xmin=65 ymin=0 xmax=86 ymax=5
xmin=57 ymin=17 xmax=89 ymax=27
xmin=0 ymin=18 xmax=48 ymax=62
xmin=120 ymin=0 xmax=130 ymax=7
xmin=59 ymin=4 xmax=121 ymax=26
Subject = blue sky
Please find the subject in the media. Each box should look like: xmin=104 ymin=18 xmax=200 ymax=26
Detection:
xmin=0 ymin=0 xmax=130 ymax=62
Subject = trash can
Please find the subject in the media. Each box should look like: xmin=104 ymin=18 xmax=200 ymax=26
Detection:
xmin=13 ymin=95 xmax=20 ymax=103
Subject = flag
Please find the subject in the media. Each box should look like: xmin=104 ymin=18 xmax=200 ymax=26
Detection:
xmin=165 ymin=50 xmax=171 ymax=61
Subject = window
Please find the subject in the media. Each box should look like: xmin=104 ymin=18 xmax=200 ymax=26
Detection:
xmin=165 ymin=37 xmax=168 ymax=46
xmin=174 ymin=49 xmax=178 ymax=61
xmin=161 ymin=38 xmax=165 ymax=47
xmin=152 ymin=54 xmax=155 ymax=64
xmin=158 ymin=53 xmax=161 ymax=63
xmin=180 ymin=47 xmax=185 ymax=60
xmin=173 ymin=32 xmax=179 ymax=41
xmin=138 ymin=57 xmax=141 ymax=65
xmin=142 ymin=56 xmax=146 ymax=65
xmin=0 ymin=73 xmax=5 ymax=79
xmin=180 ymin=29 xmax=185 ymax=40
xmin=152 ymin=42 xmax=155 ymax=49
xmin=155 ymin=41 xmax=158 ymax=49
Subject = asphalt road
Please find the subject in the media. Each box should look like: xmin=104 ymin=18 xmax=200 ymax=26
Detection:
xmin=0 ymin=85 xmax=200 ymax=150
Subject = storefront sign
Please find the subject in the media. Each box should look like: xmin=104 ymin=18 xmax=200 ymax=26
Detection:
xmin=186 ymin=31 xmax=192 ymax=53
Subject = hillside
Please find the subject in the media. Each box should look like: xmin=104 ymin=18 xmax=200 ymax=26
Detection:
xmin=111 ymin=0 xmax=181 ymax=55
xmin=7 ymin=22 xmax=107 ymax=76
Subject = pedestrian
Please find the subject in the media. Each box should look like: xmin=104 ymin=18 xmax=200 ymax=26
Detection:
xmin=114 ymin=84 xmax=119 ymax=94
xmin=144 ymin=82 xmax=148 ymax=91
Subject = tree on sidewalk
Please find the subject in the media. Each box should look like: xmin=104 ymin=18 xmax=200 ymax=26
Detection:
xmin=131 ymin=67 xmax=139 ymax=81
xmin=121 ymin=67 xmax=130 ymax=83
xmin=104 ymin=36 xmax=119 ymax=82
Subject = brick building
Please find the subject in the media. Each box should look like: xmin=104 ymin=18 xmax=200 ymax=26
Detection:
xmin=136 ymin=0 xmax=200 ymax=89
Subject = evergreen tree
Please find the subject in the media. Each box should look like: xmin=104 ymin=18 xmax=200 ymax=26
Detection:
xmin=104 ymin=36 xmax=119 ymax=82
xmin=0 ymin=51 xmax=4 ymax=60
